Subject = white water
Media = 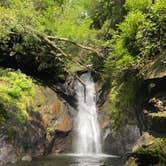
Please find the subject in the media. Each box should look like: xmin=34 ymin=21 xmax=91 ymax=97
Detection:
xmin=74 ymin=72 xmax=102 ymax=155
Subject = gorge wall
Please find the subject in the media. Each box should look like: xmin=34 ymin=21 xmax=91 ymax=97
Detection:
xmin=0 ymin=69 xmax=75 ymax=165
xmin=0 ymin=54 xmax=166 ymax=166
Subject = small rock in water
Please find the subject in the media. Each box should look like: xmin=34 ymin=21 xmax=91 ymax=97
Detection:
xmin=22 ymin=155 xmax=32 ymax=162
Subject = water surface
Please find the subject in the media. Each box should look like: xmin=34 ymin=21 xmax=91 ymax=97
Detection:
xmin=7 ymin=154 xmax=125 ymax=166
xmin=6 ymin=73 xmax=126 ymax=166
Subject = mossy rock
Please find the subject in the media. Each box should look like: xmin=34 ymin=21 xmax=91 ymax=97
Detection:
xmin=142 ymin=54 xmax=166 ymax=80
xmin=149 ymin=112 xmax=166 ymax=118
xmin=0 ymin=68 xmax=35 ymax=124
xmin=126 ymin=138 xmax=166 ymax=166
xmin=144 ymin=112 xmax=166 ymax=136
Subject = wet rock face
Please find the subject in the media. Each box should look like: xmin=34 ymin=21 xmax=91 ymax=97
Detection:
xmin=133 ymin=132 xmax=155 ymax=150
xmin=103 ymin=125 xmax=140 ymax=155
xmin=0 ymin=86 xmax=75 ymax=165
xmin=141 ymin=77 xmax=166 ymax=136
xmin=41 ymin=87 xmax=74 ymax=155
xmin=99 ymin=108 xmax=140 ymax=156
xmin=96 ymin=78 xmax=141 ymax=156
xmin=0 ymin=142 xmax=17 ymax=165
xmin=144 ymin=114 xmax=166 ymax=136
xmin=142 ymin=54 xmax=166 ymax=80
xmin=49 ymin=100 xmax=73 ymax=132
xmin=125 ymin=136 xmax=166 ymax=166
xmin=125 ymin=62 xmax=166 ymax=165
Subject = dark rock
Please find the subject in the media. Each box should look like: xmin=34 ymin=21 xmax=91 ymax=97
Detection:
xmin=103 ymin=125 xmax=140 ymax=155
xmin=144 ymin=114 xmax=166 ymax=136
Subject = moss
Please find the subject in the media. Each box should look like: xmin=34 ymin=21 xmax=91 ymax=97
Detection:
xmin=149 ymin=112 xmax=166 ymax=118
xmin=133 ymin=138 xmax=166 ymax=165
xmin=142 ymin=54 xmax=166 ymax=79
xmin=109 ymin=74 xmax=143 ymax=129
xmin=0 ymin=68 xmax=35 ymax=124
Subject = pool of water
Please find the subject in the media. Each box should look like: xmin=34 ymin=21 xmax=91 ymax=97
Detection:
xmin=6 ymin=154 xmax=125 ymax=166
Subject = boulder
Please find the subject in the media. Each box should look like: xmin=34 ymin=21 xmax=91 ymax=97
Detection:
xmin=22 ymin=155 xmax=32 ymax=162
xmin=141 ymin=55 xmax=166 ymax=80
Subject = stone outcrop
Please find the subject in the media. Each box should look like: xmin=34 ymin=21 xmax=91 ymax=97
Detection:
xmin=141 ymin=55 xmax=166 ymax=80
xmin=97 ymin=82 xmax=141 ymax=156
xmin=0 ymin=85 xmax=74 ymax=165
xmin=141 ymin=77 xmax=166 ymax=136
xmin=103 ymin=124 xmax=140 ymax=155
xmin=144 ymin=113 xmax=166 ymax=136
xmin=125 ymin=55 xmax=166 ymax=165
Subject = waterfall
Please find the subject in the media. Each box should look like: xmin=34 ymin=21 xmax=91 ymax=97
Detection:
xmin=74 ymin=72 xmax=102 ymax=155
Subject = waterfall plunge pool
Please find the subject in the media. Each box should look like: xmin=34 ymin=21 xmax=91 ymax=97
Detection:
xmin=6 ymin=154 xmax=125 ymax=166
xmin=6 ymin=73 xmax=126 ymax=166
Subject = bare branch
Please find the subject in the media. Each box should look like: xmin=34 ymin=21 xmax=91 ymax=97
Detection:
xmin=47 ymin=36 xmax=102 ymax=57
xmin=39 ymin=35 xmax=92 ymax=69
xmin=24 ymin=26 xmax=96 ymax=69
xmin=25 ymin=26 xmax=103 ymax=57
xmin=39 ymin=35 xmax=68 ymax=57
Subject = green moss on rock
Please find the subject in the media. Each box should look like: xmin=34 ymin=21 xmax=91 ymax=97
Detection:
xmin=109 ymin=74 xmax=143 ymax=129
xmin=0 ymin=68 xmax=35 ymax=123
xmin=129 ymin=138 xmax=166 ymax=165
xmin=149 ymin=112 xmax=166 ymax=118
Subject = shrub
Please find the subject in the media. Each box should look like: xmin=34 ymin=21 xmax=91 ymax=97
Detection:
xmin=0 ymin=68 xmax=35 ymax=123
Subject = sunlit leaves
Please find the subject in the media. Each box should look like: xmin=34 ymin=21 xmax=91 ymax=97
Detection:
xmin=0 ymin=7 xmax=16 ymax=40
xmin=125 ymin=0 xmax=152 ymax=12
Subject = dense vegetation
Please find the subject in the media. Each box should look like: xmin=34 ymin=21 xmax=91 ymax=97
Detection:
xmin=95 ymin=0 xmax=166 ymax=128
xmin=0 ymin=0 xmax=100 ymax=79
xmin=0 ymin=68 xmax=35 ymax=124
xmin=0 ymin=0 xmax=165 ymax=128
xmin=132 ymin=138 xmax=166 ymax=165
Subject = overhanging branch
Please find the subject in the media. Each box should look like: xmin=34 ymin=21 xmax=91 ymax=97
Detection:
xmin=25 ymin=26 xmax=103 ymax=57
xmin=23 ymin=26 xmax=102 ymax=69
xmin=39 ymin=35 xmax=91 ymax=69
xmin=47 ymin=36 xmax=102 ymax=57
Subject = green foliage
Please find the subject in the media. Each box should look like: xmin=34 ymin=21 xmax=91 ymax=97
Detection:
xmin=89 ymin=0 xmax=126 ymax=30
xmin=119 ymin=10 xmax=145 ymax=56
xmin=109 ymin=75 xmax=142 ymax=129
xmin=0 ymin=7 xmax=16 ymax=40
xmin=136 ymin=0 xmax=166 ymax=57
xmin=0 ymin=68 xmax=35 ymax=123
xmin=125 ymin=0 xmax=152 ymax=12
xmin=0 ymin=0 xmax=99 ymax=75
xmin=104 ymin=10 xmax=145 ymax=77
xmin=135 ymin=138 xmax=166 ymax=164
xmin=102 ymin=10 xmax=147 ymax=87
xmin=119 ymin=11 xmax=145 ymax=40
xmin=102 ymin=1 xmax=166 ymax=130
xmin=104 ymin=0 xmax=166 ymax=74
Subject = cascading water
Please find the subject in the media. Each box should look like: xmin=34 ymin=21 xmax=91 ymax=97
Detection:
xmin=74 ymin=72 xmax=102 ymax=155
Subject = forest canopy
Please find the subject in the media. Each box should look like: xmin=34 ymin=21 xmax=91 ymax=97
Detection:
xmin=0 ymin=0 xmax=165 ymax=76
